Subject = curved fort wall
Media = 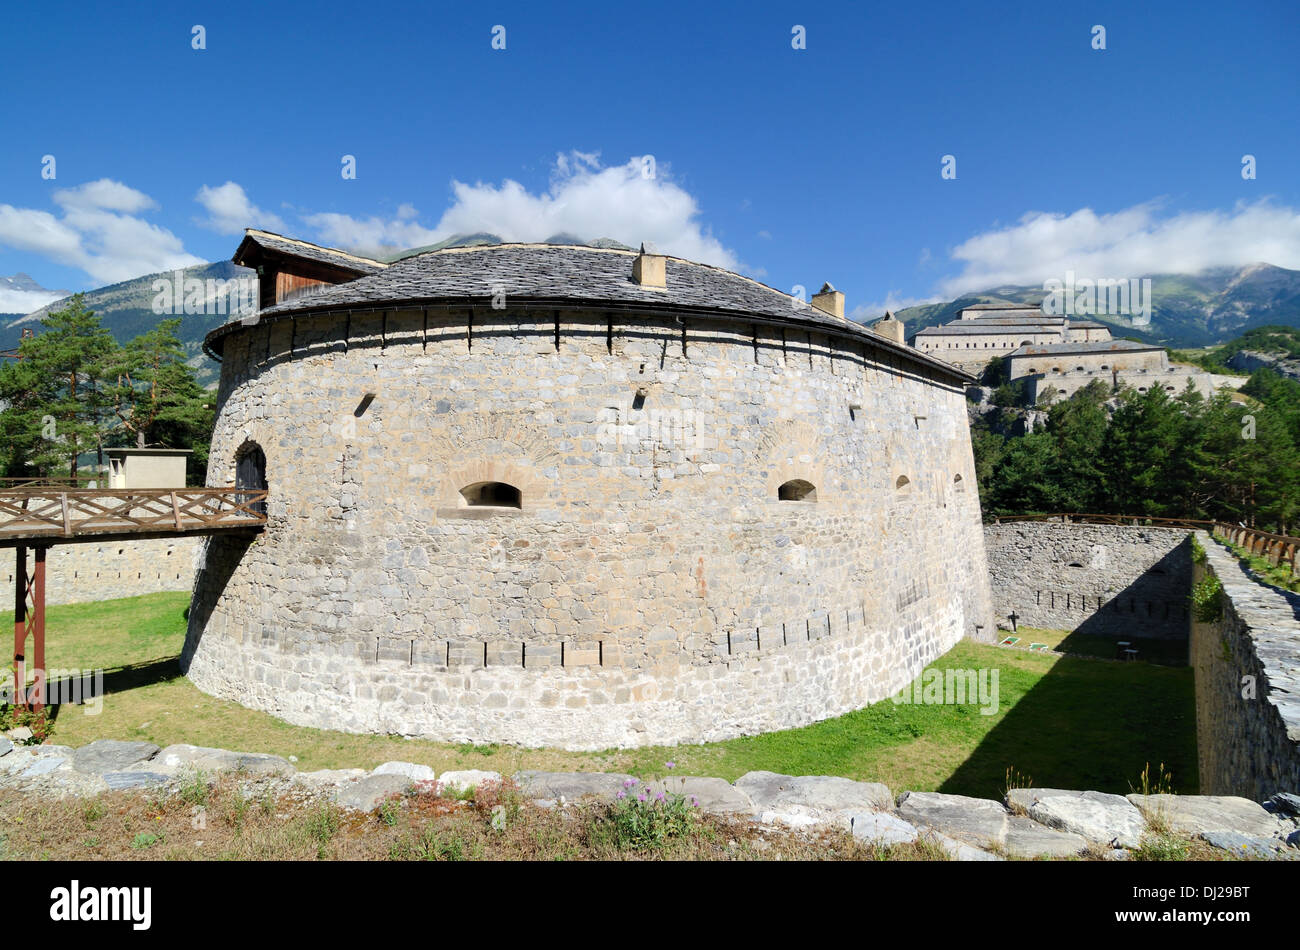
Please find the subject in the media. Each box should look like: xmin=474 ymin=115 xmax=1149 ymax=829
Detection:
xmin=182 ymin=305 xmax=993 ymax=749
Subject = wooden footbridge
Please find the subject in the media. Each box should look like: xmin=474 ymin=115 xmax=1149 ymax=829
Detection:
xmin=1 ymin=485 xmax=267 ymax=709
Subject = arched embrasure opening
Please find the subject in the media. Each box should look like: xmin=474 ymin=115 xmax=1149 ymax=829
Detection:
xmin=777 ymin=479 xmax=816 ymax=502
xmin=460 ymin=481 xmax=522 ymax=509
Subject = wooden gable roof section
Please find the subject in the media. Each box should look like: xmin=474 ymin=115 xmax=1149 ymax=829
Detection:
xmin=232 ymin=229 xmax=387 ymax=309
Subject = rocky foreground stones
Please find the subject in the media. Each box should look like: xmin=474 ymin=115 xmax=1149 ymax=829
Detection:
xmin=1125 ymin=794 xmax=1280 ymax=837
xmin=1006 ymin=788 xmax=1147 ymax=849
xmin=71 ymin=740 xmax=159 ymax=775
xmin=0 ymin=738 xmax=1297 ymax=859
xmin=897 ymin=791 xmax=1088 ymax=858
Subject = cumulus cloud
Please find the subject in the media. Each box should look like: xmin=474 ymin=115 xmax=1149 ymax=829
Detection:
xmin=850 ymin=292 xmax=946 ymax=323
xmin=54 ymin=179 xmax=156 ymax=214
xmin=940 ymin=199 xmax=1300 ymax=296
xmin=301 ymin=152 xmax=739 ymax=268
xmin=301 ymin=210 xmax=440 ymax=256
xmin=0 ymin=179 xmax=201 ymax=286
xmin=0 ymin=286 xmax=66 ymax=313
xmin=196 ymin=181 xmax=286 ymax=234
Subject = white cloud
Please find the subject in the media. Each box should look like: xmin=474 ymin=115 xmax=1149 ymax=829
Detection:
xmin=940 ymin=199 xmax=1300 ymax=296
xmin=0 ymin=206 xmax=83 ymax=261
xmin=0 ymin=179 xmax=201 ymax=286
xmin=53 ymin=179 xmax=156 ymax=214
xmin=301 ymin=152 xmax=740 ymax=268
xmin=301 ymin=211 xmax=440 ymax=256
xmin=196 ymin=181 xmax=286 ymax=234
xmin=0 ymin=287 xmax=65 ymax=313
xmin=850 ymin=292 xmax=946 ymax=322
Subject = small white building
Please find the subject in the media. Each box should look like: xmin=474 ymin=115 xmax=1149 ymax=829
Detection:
xmin=105 ymin=448 xmax=192 ymax=489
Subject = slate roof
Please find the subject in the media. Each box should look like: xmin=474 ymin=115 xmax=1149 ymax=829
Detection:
xmin=960 ymin=302 xmax=1041 ymax=311
xmin=914 ymin=323 xmax=1064 ymax=336
xmin=1008 ymin=339 xmax=1161 ymax=357
xmin=205 ymin=242 xmax=972 ymax=382
xmin=965 ymin=315 xmax=1065 ymax=325
xmin=232 ymin=229 xmax=388 ymax=275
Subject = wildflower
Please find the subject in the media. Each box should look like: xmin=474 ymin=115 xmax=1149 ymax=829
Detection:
xmin=665 ymin=761 xmax=676 ymax=770
xmin=656 ymin=792 xmax=666 ymax=802
xmin=691 ymin=797 xmax=699 ymax=807
xmin=616 ymin=790 xmax=626 ymax=800
xmin=637 ymin=793 xmax=647 ymax=803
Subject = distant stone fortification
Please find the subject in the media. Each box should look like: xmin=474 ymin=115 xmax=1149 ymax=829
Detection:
xmin=912 ymin=303 xmax=1112 ymax=375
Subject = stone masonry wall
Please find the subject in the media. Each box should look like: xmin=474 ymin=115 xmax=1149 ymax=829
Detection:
xmin=983 ymin=521 xmax=1192 ymax=637
xmin=182 ymin=307 xmax=994 ymax=749
xmin=1026 ymin=369 xmax=1227 ymax=403
xmin=3 ymin=538 xmax=199 ymax=606
xmin=1191 ymin=533 xmax=1300 ymax=800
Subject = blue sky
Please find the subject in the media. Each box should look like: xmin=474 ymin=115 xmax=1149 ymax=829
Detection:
xmin=1 ymin=0 xmax=1297 ymax=317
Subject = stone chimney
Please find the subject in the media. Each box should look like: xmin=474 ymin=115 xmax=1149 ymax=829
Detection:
xmin=873 ymin=311 xmax=905 ymax=343
xmin=632 ymin=242 xmax=666 ymax=288
xmin=811 ymin=282 xmax=845 ymax=320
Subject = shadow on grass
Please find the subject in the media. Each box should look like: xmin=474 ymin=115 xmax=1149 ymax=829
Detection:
xmin=938 ymin=652 xmax=1197 ymax=801
xmin=45 ymin=656 xmax=181 ymax=723
xmin=1055 ymin=631 xmax=1187 ymax=666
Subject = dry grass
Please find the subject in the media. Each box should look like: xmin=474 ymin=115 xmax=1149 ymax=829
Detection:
xmin=0 ymin=775 xmax=946 ymax=862
xmin=0 ymin=776 xmax=1257 ymax=862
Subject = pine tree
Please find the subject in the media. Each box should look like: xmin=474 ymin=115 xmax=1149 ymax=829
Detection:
xmin=101 ymin=318 xmax=213 ymax=477
xmin=0 ymin=294 xmax=118 ymax=478
xmin=1042 ymin=380 xmax=1108 ymax=511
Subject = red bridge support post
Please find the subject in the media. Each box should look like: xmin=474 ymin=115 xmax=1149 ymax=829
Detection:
xmin=11 ymin=544 xmax=23 ymax=706
xmin=11 ymin=545 xmax=46 ymax=710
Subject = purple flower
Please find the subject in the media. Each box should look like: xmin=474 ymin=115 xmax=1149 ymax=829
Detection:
xmin=656 ymin=792 xmax=666 ymax=802
xmin=616 ymin=790 xmax=626 ymax=800
xmin=665 ymin=761 xmax=676 ymax=770
xmin=637 ymin=793 xmax=647 ymax=802
xmin=623 ymin=778 xmax=636 ymax=788
xmin=691 ymin=797 xmax=699 ymax=807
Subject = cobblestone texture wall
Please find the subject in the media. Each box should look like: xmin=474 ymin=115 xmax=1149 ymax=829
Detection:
xmin=983 ymin=521 xmax=1192 ymax=638
xmin=3 ymin=538 xmax=199 ymax=606
xmin=182 ymin=308 xmax=994 ymax=749
xmin=1026 ymin=369 xmax=1226 ymax=402
xmin=1191 ymin=533 xmax=1300 ymax=800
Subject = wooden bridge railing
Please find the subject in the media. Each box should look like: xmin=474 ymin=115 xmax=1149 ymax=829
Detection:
xmin=1212 ymin=522 xmax=1300 ymax=574
xmin=0 ymin=488 xmax=267 ymax=544
xmin=987 ymin=512 xmax=1217 ymax=531
xmin=0 ymin=476 xmax=97 ymax=490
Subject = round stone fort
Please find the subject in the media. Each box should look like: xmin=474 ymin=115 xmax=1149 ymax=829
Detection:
xmin=181 ymin=233 xmax=994 ymax=750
